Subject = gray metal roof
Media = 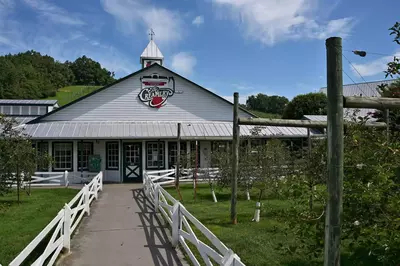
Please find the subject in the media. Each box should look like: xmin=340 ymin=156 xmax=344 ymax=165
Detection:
xmin=20 ymin=121 xmax=322 ymax=140
xmin=319 ymin=80 xmax=396 ymax=97
xmin=0 ymin=99 xmax=58 ymax=105
xmin=13 ymin=117 xmax=37 ymax=125
xmin=313 ymin=80 xmax=396 ymax=121
xmin=303 ymin=115 xmax=328 ymax=122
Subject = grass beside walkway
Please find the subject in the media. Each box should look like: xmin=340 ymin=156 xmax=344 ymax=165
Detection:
xmin=165 ymin=184 xmax=304 ymax=266
xmin=0 ymin=188 xmax=78 ymax=265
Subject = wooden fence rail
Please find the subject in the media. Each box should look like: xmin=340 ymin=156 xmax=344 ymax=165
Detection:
xmin=143 ymin=171 xmax=244 ymax=266
xmin=9 ymin=172 xmax=103 ymax=266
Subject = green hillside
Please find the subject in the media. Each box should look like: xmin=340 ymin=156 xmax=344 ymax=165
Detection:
xmin=45 ymin=85 xmax=101 ymax=106
xmin=248 ymin=110 xmax=281 ymax=119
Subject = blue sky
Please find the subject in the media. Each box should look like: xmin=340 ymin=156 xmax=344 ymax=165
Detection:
xmin=0 ymin=0 xmax=399 ymax=103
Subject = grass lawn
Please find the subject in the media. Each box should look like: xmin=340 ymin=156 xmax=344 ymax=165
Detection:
xmin=165 ymin=184 xmax=305 ymax=266
xmin=0 ymin=188 xmax=78 ymax=265
xmin=165 ymin=184 xmax=381 ymax=266
xmin=45 ymin=85 xmax=101 ymax=106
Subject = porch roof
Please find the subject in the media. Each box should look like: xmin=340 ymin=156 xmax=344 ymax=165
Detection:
xmin=20 ymin=121 xmax=322 ymax=140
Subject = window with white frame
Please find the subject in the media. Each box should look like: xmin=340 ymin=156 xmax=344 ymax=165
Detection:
xmin=53 ymin=142 xmax=73 ymax=171
xmin=21 ymin=106 xmax=30 ymax=115
xmin=168 ymin=142 xmax=187 ymax=168
xmin=147 ymin=142 xmax=164 ymax=169
xmin=106 ymin=142 xmax=119 ymax=170
xmin=78 ymin=142 xmax=93 ymax=171
xmin=39 ymin=106 xmax=46 ymax=115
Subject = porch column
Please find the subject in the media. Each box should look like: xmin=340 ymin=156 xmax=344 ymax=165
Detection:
xmin=142 ymin=141 xmax=146 ymax=176
xmin=164 ymin=141 xmax=168 ymax=169
xmin=186 ymin=141 xmax=190 ymax=168
xmin=73 ymin=140 xmax=78 ymax=175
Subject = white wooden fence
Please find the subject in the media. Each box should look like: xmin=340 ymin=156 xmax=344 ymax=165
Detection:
xmin=146 ymin=168 xmax=220 ymax=186
xmin=9 ymin=172 xmax=103 ymax=266
xmin=24 ymin=171 xmax=69 ymax=187
xmin=143 ymin=171 xmax=245 ymax=266
xmin=10 ymin=171 xmax=100 ymax=188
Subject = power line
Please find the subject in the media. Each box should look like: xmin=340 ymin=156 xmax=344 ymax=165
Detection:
xmin=342 ymin=49 xmax=394 ymax=57
xmin=342 ymin=69 xmax=362 ymax=91
xmin=342 ymin=53 xmax=377 ymax=96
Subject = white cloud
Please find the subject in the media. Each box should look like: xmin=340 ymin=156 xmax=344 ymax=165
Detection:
xmin=101 ymin=0 xmax=184 ymax=44
xmin=0 ymin=20 xmax=135 ymax=77
xmin=232 ymin=83 xmax=253 ymax=90
xmin=22 ymin=0 xmax=85 ymax=26
xmin=351 ymin=51 xmax=400 ymax=77
xmin=211 ymin=0 xmax=354 ymax=45
xmin=223 ymin=94 xmax=249 ymax=105
xmin=171 ymin=52 xmax=197 ymax=76
xmin=192 ymin=16 xmax=204 ymax=26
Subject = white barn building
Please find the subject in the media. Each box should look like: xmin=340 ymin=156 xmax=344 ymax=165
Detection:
xmin=18 ymin=39 xmax=318 ymax=183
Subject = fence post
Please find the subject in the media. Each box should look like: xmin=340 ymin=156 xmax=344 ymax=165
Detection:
xmin=154 ymin=184 xmax=159 ymax=212
xmin=231 ymin=92 xmax=239 ymax=225
xmin=64 ymin=171 xmax=69 ymax=187
xmin=171 ymin=202 xmax=181 ymax=247
xmin=99 ymin=171 xmax=103 ymax=191
xmin=84 ymin=184 xmax=90 ymax=216
xmin=63 ymin=204 xmax=71 ymax=253
xmin=94 ymin=176 xmax=98 ymax=200
xmin=325 ymin=36 xmax=344 ymax=266
xmin=144 ymin=174 xmax=149 ymax=198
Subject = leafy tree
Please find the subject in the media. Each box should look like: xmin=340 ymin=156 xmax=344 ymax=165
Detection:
xmin=373 ymin=80 xmax=400 ymax=125
xmin=282 ymin=92 xmax=327 ymax=119
xmin=68 ymin=56 xmax=115 ymax=86
xmin=246 ymin=93 xmax=289 ymax=115
xmin=0 ymin=116 xmax=51 ymax=201
xmin=0 ymin=51 xmax=114 ymax=100
xmin=373 ymin=22 xmax=400 ymax=126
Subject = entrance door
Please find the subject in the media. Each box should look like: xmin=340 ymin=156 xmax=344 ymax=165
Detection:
xmin=123 ymin=143 xmax=142 ymax=183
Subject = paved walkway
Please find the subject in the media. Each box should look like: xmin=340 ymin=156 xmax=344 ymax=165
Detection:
xmin=58 ymin=184 xmax=186 ymax=266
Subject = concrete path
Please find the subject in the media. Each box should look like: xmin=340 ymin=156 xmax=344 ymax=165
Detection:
xmin=58 ymin=184 xmax=186 ymax=266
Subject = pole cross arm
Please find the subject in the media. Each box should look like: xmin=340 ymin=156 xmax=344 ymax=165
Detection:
xmin=239 ymin=118 xmax=327 ymax=128
xmin=238 ymin=117 xmax=387 ymax=128
xmin=344 ymin=96 xmax=400 ymax=109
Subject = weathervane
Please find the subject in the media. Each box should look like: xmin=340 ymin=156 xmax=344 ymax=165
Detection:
xmin=149 ymin=28 xmax=155 ymax=40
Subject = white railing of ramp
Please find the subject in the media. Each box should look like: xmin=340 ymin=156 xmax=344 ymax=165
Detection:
xmin=9 ymin=172 xmax=103 ymax=266
xmin=143 ymin=171 xmax=245 ymax=266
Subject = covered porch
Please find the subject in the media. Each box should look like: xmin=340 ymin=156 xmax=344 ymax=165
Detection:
xmin=24 ymin=120 xmax=321 ymax=183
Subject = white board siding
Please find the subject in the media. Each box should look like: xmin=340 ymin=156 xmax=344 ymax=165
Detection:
xmin=41 ymin=66 xmax=252 ymax=122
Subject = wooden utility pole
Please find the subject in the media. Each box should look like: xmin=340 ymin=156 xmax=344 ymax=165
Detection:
xmin=176 ymin=123 xmax=181 ymax=187
xmin=307 ymin=128 xmax=313 ymax=212
xmin=231 ymin=92 xmax=239 ymax=224
xmin=385 ymin=109 xmax=390 ymax=143
xmin=175 ymin=123 xmax=183 ymax=201
xmin=324 ymin=37 xmax=344 ymax=266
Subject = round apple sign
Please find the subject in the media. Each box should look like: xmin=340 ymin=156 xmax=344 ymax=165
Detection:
xmin=138 ymin=74 xmax=175 ymax=108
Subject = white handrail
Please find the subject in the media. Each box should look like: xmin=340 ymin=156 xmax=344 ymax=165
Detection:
xmin=143 ymin=171 xmax=244 ymax=266
xmin=9 ymin=171 xmax=103 ymax=266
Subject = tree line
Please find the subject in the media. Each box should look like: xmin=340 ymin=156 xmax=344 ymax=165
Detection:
xmin=0 ymin=51 xmax=116 ymax=99
xmin=244 ymin=92 xmax=328 ymax=119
